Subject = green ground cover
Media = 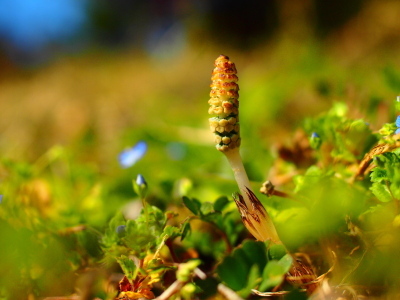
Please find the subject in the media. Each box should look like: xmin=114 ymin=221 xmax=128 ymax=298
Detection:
xmin=1 ymin=37 xmax=400 ymax=299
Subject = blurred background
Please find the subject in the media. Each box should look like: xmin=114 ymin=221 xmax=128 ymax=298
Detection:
xmin=0 ymin=0 xmax=400 ymax=195
xmin=1 ymin=1 xmax=400 ymax=298
xmin=1 ymin=0 xmax=400 ymax=189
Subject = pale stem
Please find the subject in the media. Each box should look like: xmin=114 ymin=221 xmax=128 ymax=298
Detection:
xmin=224 ymin=147 xmax=253 ymax=208
xmin=217 ymin=284 xmax=244 ymax=300
xmin=223 ymin=147 xmax=282 ymax=244
xmin=155 ymin=280 xmax=185 ymax=300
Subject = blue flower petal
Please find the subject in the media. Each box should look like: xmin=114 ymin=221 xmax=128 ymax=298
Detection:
xmin=116 ymin=225 xmax=126 ymax=237
xmin=118 ymin=141 xmax=147 ymax=168
xmin=396 ymin=115 xmax=400 ymax=127
xmin=311 ymin=132 xmax=320 ymax=138
xmin=136 ymin=174 xmax=147 ymax=186
xmin=0 ymin=195 xmax=3 ymax=204
xmin=395 ymin=128 xmax=400 ymax=135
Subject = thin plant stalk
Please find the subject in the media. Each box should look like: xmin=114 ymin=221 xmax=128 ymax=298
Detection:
xmin=208 ymin=55 xmax=281 ymax=244
xmin=208 ymin=54 xmax=318 ymax=293
xmin=134 ymin=174 xmax=149 ymax=223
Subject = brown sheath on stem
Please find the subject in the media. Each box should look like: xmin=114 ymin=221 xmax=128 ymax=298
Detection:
xmin=208 ymin=55 xmax=280 ymax=244
xmin=208 ymin=55 xmax=318 ymax=294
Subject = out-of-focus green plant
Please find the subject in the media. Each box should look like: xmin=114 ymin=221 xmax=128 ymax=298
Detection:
xmin=3 ymin=46 xmax=400 ymax=300
xmin=0 ymin=147 xmax=107 ymax=299
xmin=369 ymin=152 xmax=400 ymax=202
xmin=98 ymin=61 xmax=400 ymax=299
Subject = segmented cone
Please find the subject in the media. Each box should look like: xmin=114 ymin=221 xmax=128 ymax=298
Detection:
xmin=209 ymin=55 xmax=241 ymax=152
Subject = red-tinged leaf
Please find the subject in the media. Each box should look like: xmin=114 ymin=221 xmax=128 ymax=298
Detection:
xmin=119 ymin=276 xmax=133 ymax=292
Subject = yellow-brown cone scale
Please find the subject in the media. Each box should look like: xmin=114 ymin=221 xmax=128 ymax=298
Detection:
xmin=207 ymin=55 xmax=318 ymax=296
xmin=208 ymin=55 xmax=241 ymax=152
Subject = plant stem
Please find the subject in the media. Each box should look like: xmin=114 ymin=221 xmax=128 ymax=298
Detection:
xmin=141 ymin=197 xmax=149 ymax=224
xmin=224 ymin=148 xmax=252 ymax=207
xmin=224 ymin=148 xmax=281 ymax=244
xmin=208 ymin=55 xmax=281 ymax=244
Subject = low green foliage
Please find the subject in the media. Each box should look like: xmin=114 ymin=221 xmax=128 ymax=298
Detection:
xmin=370 ymin=152 xmax=400 ymax=201
xmin=258 ymin=254 xmax=293 ymax=292
xmin=217 ymin=240 xmax=266 ymax=292
xmin=2 ymin=49 xmax=400 ymax=299
xmin=2 ymin=100 xmax=400 ymax=299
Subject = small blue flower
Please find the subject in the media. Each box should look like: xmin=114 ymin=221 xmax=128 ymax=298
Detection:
xmin=118 ymin=141 xmax=147 ymax=168
xmin=311 ymin=132 xmax=320 ymax=138
xmin=0 ymin=195 xmax=3 ymax=204
xmin=136 ymin=174 xmax=147 ymax=186
xmin=116 ymin=225 xmax=126 ymax=237
xmin=310 ymin=132 xmax=321 ymax=150
xmin=133 ymin=174 xmax=148 ymax=198
xmin=393 ymin=116 xmax=400 ymax=135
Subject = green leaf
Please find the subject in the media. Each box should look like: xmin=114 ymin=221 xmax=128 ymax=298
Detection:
xmin=183 ymin=196 xmax=202 ymax=216
xmin=241 ymin=240 xmax=268 ymax=272
xmin=102 ymin=212 xmax=126 ymax=248
xmin=391 ymin=182 xmax=400 ymax=200
xmin=177 ymin=259 xmax=202 ymax=282
xmin=217 ymin=241 xmax=269 ymax=292
xmin=146 ymin=205 xmax=166 ymax=225
xmin=162 ymin=225 xmax=180 ymax=240
xmin=294 ymin=166 xmax=327 ymax=194
xmin=258 ymin=254 xmax=293 ymax=292
xmin=121 ymin=206 xmax=167 ymax=259
xmin=370 ymin=168 xmax=388 ymax=183
xmin=217 ymin=255 xmax=249 ymax=291
xmin=371 ymin=182 xmax=393 ymax=203
xmin=194 ymin=277 xmax=219 ymax=299
xmin=117 ymin=256 xmax=137 ymax=280
xmin=222 ymin=212 xmax=242 ymax=245
xmin=382 ymin=152 xmax=400 ymax=164
xmin=237 ymin=264 xmax=261 ymax=298
xmin=379 ymin=123 xmax=398 ymax=136
xmin=259 ymin=261 xmax=286 ymax=291
xmin=268 ymin=244 xmax=288 ymax=261
xmin=278 ymin=254 xmax=294 ymax=271
xmin=200 ymin=202 xmax=214 ymax=215
xmin=180 ymin=221 xmax=191 ymax=241
xmin=213 ymin=196 xmax=230 ymax=212
xmin=202 ymin=212 xmax=224 ymax=230
xmin=108 ymin=212 xmax=126 ymax=232
xmin=181 ymin=282 xmax=201 ymax=299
